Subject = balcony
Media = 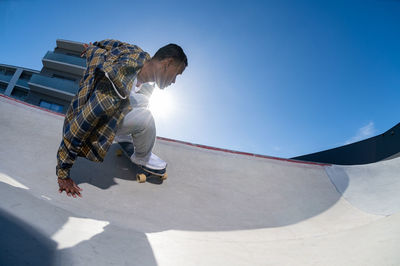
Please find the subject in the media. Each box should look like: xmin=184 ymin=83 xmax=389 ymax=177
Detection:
xmin=16 ymin=79 xmax=29 ymax=89
xmin=42 ymin=51 xmax=86 ymax=76
xmin=56 ymin=39 xmax=86 ymax=54
xmin=0 ymin=73 xmax=13 ymax=84
xmin=28 ymin=74 xmax=79 ymax=101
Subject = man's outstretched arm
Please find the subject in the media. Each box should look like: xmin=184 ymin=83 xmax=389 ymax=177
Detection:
xmin=56 ymin=138 xmax=83 ymax=198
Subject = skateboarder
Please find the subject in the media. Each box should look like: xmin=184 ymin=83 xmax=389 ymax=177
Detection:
xmin=56 ymin=39 xmax=187 ymax=197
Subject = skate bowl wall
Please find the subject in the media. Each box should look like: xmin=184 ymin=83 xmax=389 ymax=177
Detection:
xmin=0 ymin=94 xmax=344 ymax=232
xmin=1 ymin=94 xmax=399 ymax=266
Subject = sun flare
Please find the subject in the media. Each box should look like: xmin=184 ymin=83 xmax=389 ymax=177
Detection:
xmin=148 ymin=88 xmax=174 ymax=119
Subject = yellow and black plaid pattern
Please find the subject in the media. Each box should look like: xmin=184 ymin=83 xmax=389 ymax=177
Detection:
xmin=56 ymin=39 xmax=150 ymax=179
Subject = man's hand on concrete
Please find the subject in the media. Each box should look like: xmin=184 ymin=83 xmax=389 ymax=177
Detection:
xmin=58 ymin=177 xmax=82 ymax=198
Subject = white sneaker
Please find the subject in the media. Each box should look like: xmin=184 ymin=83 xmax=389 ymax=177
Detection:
xmin=130 ymin=152 xmax=167 ymax=170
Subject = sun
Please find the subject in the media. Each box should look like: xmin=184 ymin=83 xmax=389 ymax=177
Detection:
xmin=148 ymin=88 xmax=174 ymax=119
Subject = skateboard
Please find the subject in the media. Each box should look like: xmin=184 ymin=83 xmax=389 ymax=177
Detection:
xmin=115 ymin=142 xmax=168 ymax=183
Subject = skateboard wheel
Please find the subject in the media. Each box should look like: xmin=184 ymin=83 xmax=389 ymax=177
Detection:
xmin=116 ymin=149 xmax=123 ymax=157
xmin=161 ymin=173 xmax=168 ymax=180
xmin=136 ymin=173 xmax=146 ymax=183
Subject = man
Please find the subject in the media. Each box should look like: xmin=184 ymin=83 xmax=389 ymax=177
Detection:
xmin=56 ymin=39 xmax=187 ymax=198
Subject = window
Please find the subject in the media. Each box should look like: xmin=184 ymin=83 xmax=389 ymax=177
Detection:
xmin=20 ymin=72 xmax=32 ymax=80
xmin=5 ymin=69 xmax=15 ymax=76
xmin=66 ymin=52 xmax=81 ymax=58
xmin=11 ymin=88 xmax=28 ymax=100
xmin=0 ymin=83 xmax=6 ymax=94
xmin=39 ymin=100 xmax=64 ymax=113
xmin=53 ymin=73 xmax=76 ymax=82
xmin=0 ymin=68 xmax=15 ymax=76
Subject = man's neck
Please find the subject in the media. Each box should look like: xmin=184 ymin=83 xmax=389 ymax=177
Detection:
xmin=137 ymin=60 xmax=154 ymax=87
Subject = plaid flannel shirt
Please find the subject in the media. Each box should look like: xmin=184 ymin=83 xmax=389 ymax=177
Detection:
xmin=56 ymin=39 xmax=151 ymax=179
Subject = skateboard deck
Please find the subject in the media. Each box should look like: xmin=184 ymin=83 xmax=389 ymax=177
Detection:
xmin=115 ymin=142 xmax=167 ymax=183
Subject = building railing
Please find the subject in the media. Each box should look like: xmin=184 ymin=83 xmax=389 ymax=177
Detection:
xmin=29 ymin=74 xmax=79 ymax=96
xmin=0 ymin=73 xmax=13 ymax=83
xmin=43 ymin=51 xmax=86 ymax=68
xmin=16 ymin=79 xmax=30 ymax=89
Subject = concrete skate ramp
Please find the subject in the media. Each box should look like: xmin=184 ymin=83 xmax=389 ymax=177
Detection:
xmin=1 ymin=95 xmax=399 ymax=265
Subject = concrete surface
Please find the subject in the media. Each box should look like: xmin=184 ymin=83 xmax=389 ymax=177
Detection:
xmin=0 ymin=94 xmax=399 ymax=266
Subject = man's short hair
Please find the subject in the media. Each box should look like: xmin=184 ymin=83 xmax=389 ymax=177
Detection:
xmin=153 ymin=44 xmax=188 ymax=67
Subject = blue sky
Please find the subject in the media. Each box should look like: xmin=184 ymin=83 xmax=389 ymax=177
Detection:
xmin=1 ymin=0 xmax=399 ymax=158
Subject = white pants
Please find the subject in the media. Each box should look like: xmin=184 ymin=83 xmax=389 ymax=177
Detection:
xmin=115 ymin=86 xmax=166 ymax=170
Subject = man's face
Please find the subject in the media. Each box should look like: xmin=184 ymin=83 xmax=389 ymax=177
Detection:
xmin=155 ymin=59 xmax=186 ymax=89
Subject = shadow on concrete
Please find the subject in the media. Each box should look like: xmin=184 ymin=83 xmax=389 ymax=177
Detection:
xmin=58 ymin=223 xmax=158 ymax=266
xmin=72 ymin=144 xmax=164 ymax=189
xmin=69 ymin=143 xmax=350 ymax=232
xmin=0 ymin=208 xmax=57 ymax=266
xmin=0 ymin=182 xmax=158 ymax=266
